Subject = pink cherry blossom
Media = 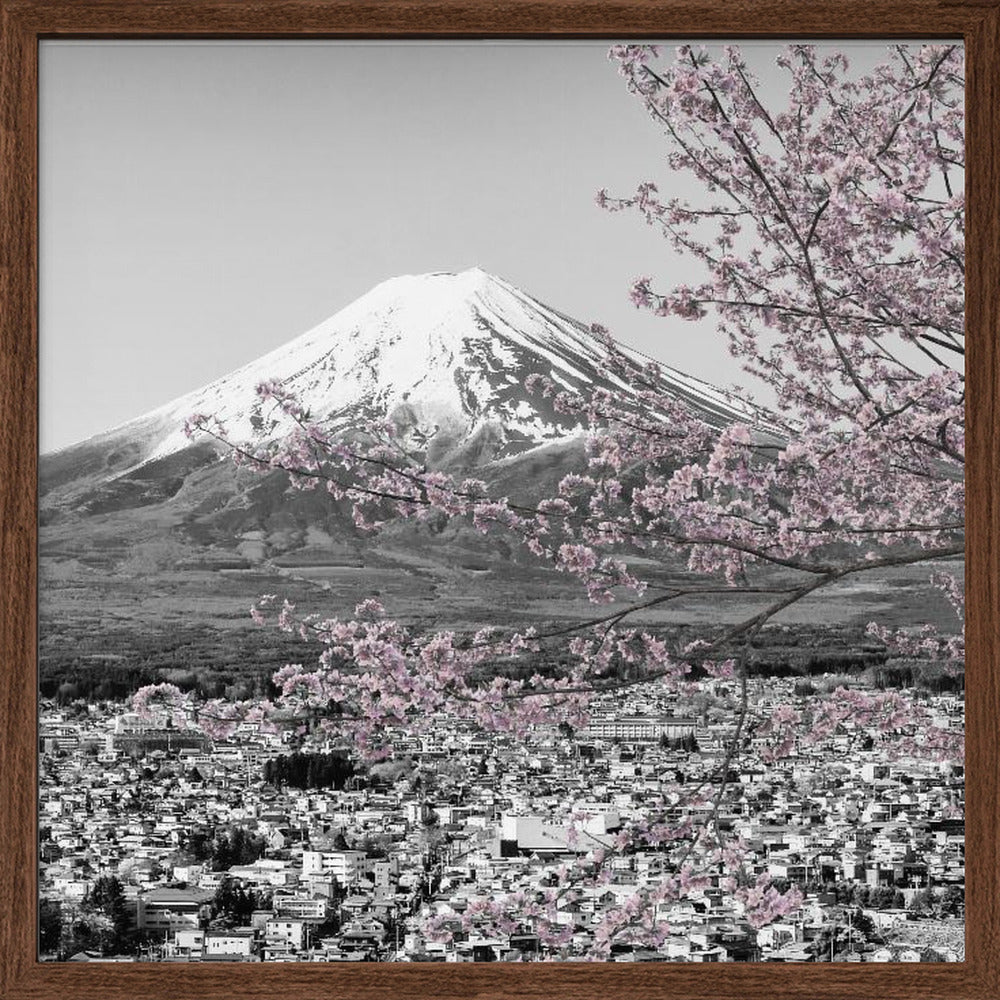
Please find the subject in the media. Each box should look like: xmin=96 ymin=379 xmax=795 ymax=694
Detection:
xmin=134 ymin=42 xmax=964 ymax=958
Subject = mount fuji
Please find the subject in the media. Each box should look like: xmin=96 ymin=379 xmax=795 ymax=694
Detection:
xmin=39 ymin=269 xmax=776 ymax=610
xmin=42 ymin=268 xmax=763 ymax=495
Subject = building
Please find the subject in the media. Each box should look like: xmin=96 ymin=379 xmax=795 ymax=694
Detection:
xmin=137 ymin=886 xmax=214 ymax=933
xmin=204 ymin=929 xmax=255 ymax=960
xmin=302 ymin=849 xmax=365 ymax=884
xmin=583 ymin=716 xmax=697 ymax=743
xmin=274 ymin=895 xmax=328 ymax=921
xmin=265 ymin=917 xmax=307 ymax=950
xmin=495 ymin=813 xmax=616 ymax=857
xmin=109 ymin=714 xmax=210 ymax=756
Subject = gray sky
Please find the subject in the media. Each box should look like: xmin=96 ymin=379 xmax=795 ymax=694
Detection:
xmin=39 ymin=40 xmax=929 ymax=452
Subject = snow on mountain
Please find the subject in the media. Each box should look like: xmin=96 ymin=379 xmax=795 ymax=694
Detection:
xmin=44 ymin=267 xmax=772 ymax=485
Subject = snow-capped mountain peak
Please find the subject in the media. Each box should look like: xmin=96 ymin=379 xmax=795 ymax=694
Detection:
xmin=44 ymin=268 xmax=769 ymax=484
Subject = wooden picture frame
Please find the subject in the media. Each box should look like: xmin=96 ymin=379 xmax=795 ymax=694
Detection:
xmin=1 ymin=2 xmax=995 ymax=998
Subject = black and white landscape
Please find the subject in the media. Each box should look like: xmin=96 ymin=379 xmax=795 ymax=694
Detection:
xmin=38 ymin=40 xmax=964 ymax=965
xmin=39 ymin=268 xmax=964 ymax=963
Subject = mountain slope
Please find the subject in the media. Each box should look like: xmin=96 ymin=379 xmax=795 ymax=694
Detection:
xmin=41 ymin=268 xmax=769 ymax=501
xmin=39 ymin=268 xmax=783 ymax=598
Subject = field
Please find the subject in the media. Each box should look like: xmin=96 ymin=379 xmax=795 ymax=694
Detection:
xmin=39 ymin=506 xmax=964 ymax=704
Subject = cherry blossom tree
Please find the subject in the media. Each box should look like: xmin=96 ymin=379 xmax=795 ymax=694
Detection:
xmin=134 ymin=43 xmax=964 ymax=958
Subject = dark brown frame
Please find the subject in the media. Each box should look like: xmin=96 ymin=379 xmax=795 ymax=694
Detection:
xmin=2 ymin=2 xmax=995 ymax=998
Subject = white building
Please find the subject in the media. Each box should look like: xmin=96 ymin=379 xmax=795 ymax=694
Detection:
xmin=205 ymin=929 xmax=255 ymax=959
xmin=265 ymin=918 xmax=307 ymax=950
xmin=301 ymin=849 xmax=365 ymax=884
xmin=583 ymin=716 xmax=697 ymax=742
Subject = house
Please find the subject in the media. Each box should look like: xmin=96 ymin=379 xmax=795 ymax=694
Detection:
xmin=302 ymin=849 xmax=365 ymax=884
xmin=137 ymin=886 xmax=214 ymax=932
xmin=265 ymin=917 xmax=307 ymax=950
xmin=340 ymin=916 xmax=387 ymax=954
xmin=171 ymin=929 xmax=205 ymax=958
xmin=204 ymin=929 xmax=256 ymax=961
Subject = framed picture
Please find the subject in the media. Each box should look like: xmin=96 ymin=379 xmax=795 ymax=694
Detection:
xmin=1 ymin=2 xmax=995 ymax=999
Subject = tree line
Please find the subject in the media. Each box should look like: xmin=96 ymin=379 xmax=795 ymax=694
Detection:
xmin=263 ymin=750 xmax=356 ymax=790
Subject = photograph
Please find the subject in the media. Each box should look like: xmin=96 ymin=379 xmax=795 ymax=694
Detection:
xmin=36 ymin=38 xmax=965 ymax=966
